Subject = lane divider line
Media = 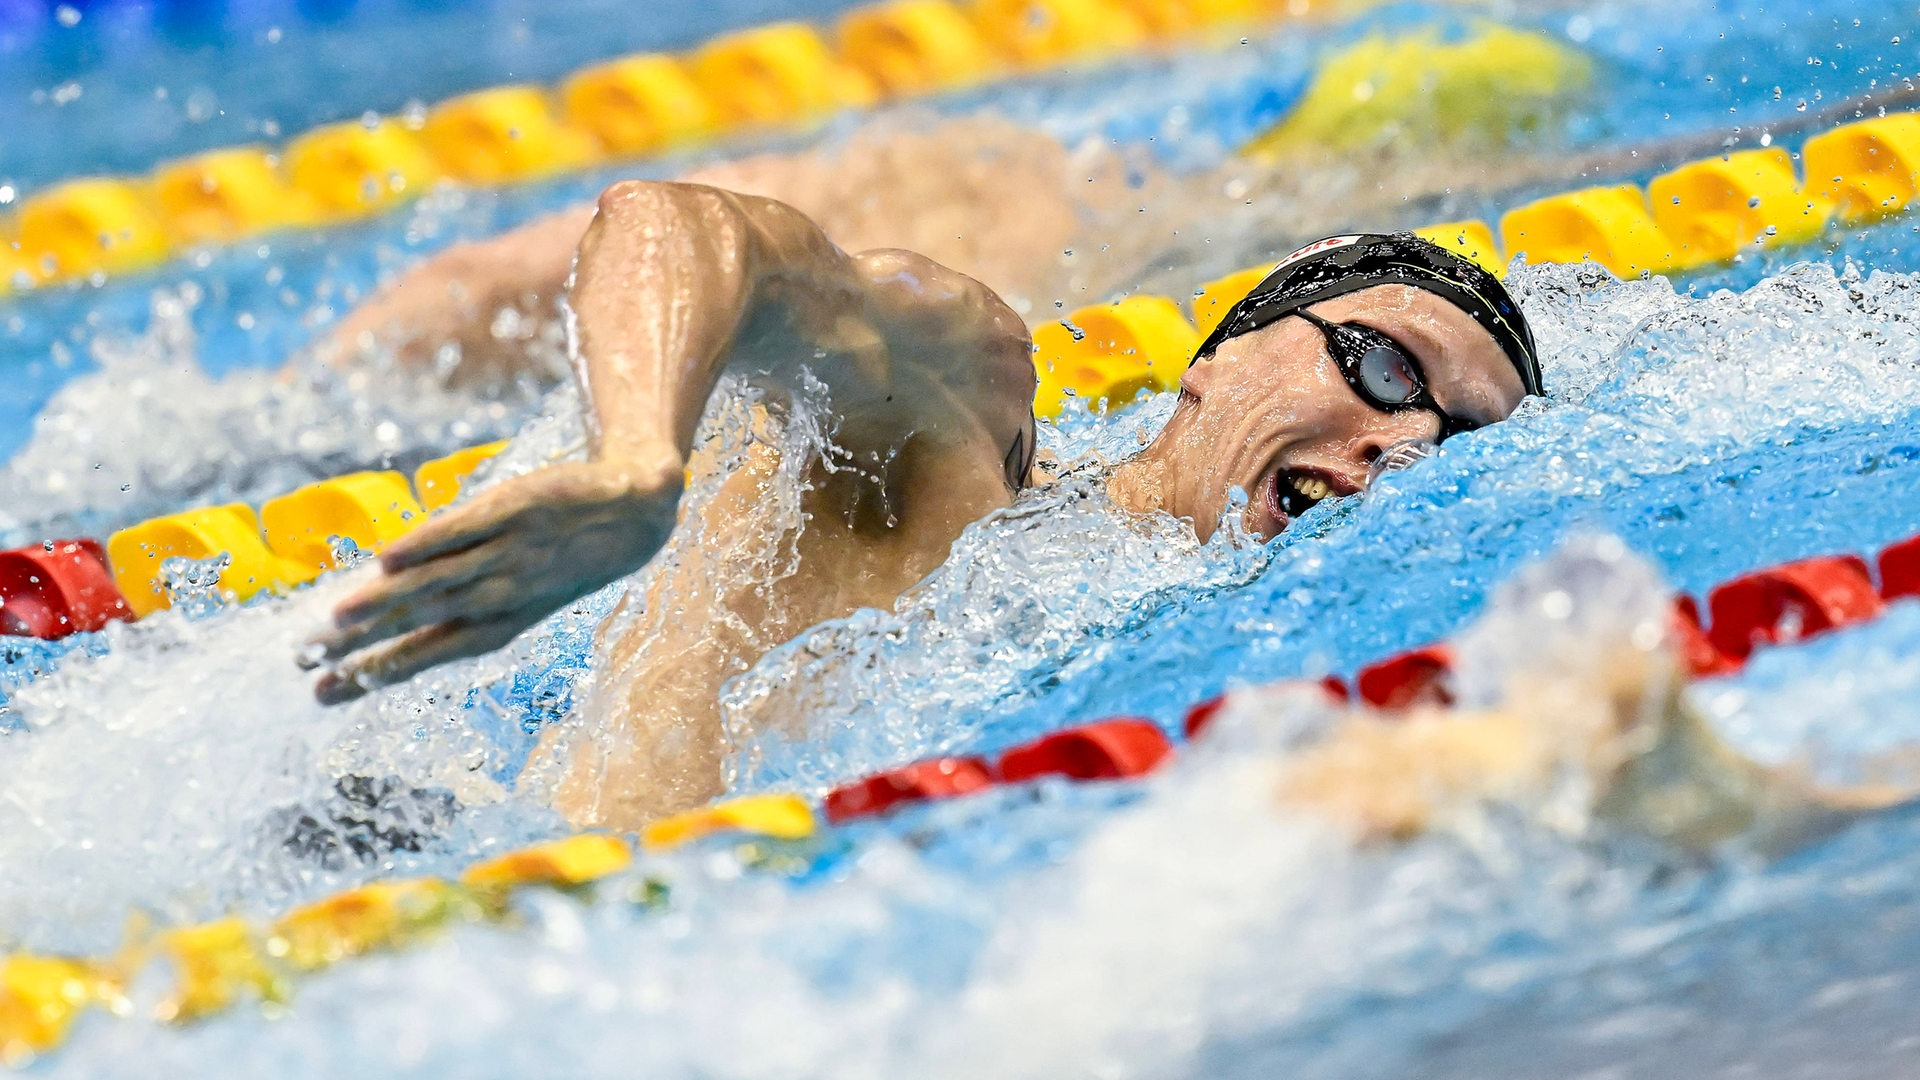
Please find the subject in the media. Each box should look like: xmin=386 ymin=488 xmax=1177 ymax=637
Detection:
xmin=0 ymin=0 xmax=1338 ymax=294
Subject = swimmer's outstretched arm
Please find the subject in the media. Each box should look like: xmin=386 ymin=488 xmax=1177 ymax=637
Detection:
xmin=306 ymin=180 xmax=1035 ymax=703
xmin=1278 ymin=651 xmax=1915 ymax=858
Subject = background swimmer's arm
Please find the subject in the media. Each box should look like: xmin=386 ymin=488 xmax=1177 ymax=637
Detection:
xmin=1279 ymin=656 xmax=1918 ymax=856
xmin=310 ymin=205 xmax=594 ymax=383
xmin=1275 ymin=707 xmax=1549 ymax=843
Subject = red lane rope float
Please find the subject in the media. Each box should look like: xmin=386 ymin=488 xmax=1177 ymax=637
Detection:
xmin=824 ymin=756 xmax=997 ymax=823
xmin=1671 ymin=595 xmax=1740 ymax=678
xmin=1704 ymin=554 xmax=1884 ymax=662
xmin=1878 ymin=535 xmax=1920 ymax=601
xmin=826 ymin=720 xmax=1181 ymax=824
xmin=995 ymin=717 xmax=1173 ymax=782
xmin=1353 ymin=644 xmax=1455 ymax=710
xmin=1183 ymin=675 xmax=1348 ymax=739
xmin=0 ymin=540 xmax=131 ymax=640
xmin=1183 ymin=694 xmax=1228 ymax=739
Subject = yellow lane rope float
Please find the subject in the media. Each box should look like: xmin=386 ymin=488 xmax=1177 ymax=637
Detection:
xmin=283 ymin=117 xmax=444 ymax=222
xmin=107 ymin=443 xmax=503 ymax=615
xmin=560 ymin=54 xmax=717 ymax=158
xmin=0 ymin=799 xmax=817 ymax=1065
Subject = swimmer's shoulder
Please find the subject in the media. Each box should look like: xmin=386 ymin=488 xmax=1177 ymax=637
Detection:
xmin=853 ymin=248 xmax=1039 ymax=492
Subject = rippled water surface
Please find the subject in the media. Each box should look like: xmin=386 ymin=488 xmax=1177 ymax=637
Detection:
xmin=6 ymin=0 xmax=1920 ymax=1075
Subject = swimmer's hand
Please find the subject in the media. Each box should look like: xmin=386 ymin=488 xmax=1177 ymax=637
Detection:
xmin=303 ymin=453 xmax=683 ymax=705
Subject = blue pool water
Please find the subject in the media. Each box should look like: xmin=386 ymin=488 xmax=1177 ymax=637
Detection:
xmin=0 ymin=0 xmax=878 ymax=189
xmin=6 ymin=0 xmax=1920 ymax=1075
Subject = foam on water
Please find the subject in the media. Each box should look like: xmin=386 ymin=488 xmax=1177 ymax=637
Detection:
xmin=6 ymin=252 xmax=1920 ymax=1073
xmin=0 ymin=284 xmax=557 ymax=548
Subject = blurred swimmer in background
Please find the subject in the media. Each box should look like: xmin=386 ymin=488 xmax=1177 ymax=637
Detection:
xmin=301 ymin=178 xmax=1913 ymax=856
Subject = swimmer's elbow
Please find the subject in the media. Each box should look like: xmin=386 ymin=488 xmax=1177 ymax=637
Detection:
xmin=594 ymin=181 xmax=844 ymax=290
xmin=594 ymin=181 xmax=749 ymax=239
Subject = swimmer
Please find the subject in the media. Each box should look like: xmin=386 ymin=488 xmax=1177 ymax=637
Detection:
xmin=300 ymin=181 xmax=1912 ymax=853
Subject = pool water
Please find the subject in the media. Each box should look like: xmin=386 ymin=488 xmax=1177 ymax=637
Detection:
xmin=6 ymin=0 xmax=1920 ymax=1075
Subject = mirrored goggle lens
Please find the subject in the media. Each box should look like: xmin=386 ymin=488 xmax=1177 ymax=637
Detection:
xmin=1357 ymin=345 xmax=1421 ymax=405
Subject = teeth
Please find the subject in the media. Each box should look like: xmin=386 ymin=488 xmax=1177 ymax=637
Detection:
xmin=1290 ymin=475 xmax=1334 ymax=501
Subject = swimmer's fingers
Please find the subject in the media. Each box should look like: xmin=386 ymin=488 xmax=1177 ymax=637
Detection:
xmin=378 ymin=481 xmax=538 ymax=573
xmin=313 ymin=616 xmax=522 ymax=705
xmin=313 ymin=569 xmax=531 ymax=667
xmin=319 ymin=543 xmax=506 ymax=650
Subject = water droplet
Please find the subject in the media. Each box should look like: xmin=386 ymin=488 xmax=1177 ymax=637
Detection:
xmin=329 ymin=536 xmax=372 ymax=569
xmin=159 ymin=553 xmax=232 ymax=618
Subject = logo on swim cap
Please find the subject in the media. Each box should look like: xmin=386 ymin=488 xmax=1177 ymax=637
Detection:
xmin=1271 ymin=234 xmax=1365 ymax=273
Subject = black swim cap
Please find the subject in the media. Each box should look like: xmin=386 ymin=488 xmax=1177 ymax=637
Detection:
xmin=1192 ymin=233 xmax=1543 ymax=398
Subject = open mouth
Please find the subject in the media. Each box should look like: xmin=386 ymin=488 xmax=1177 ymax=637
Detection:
xmin=1267 ymin=469 xmax=1340 ymax=526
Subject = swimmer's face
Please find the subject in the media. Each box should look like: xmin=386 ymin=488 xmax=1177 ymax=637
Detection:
xmin=1143 ymin=283 xmax=1528 ymax=541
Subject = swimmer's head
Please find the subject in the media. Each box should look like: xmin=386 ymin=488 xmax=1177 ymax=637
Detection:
xmin=1122 ymin=233 xmax=1540 ymax=542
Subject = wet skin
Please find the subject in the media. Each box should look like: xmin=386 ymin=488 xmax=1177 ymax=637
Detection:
xmin=304 ymin=183 xmax=1531 ymax=822
xmin=1104 ymin=283 xmax=1527 ymax=542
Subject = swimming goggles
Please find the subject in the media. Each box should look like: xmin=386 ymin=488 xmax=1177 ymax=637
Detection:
xmin=1292 ymin=309 xmax=1480 ymax=440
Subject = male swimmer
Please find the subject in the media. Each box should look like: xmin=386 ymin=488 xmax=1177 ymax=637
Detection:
xmin=300 ymin=181 xmax=1913 ymax=852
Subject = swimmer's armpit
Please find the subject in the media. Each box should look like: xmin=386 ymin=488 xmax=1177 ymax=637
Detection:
xmin=1003 ymin=409 xmax=1037 ymax=493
